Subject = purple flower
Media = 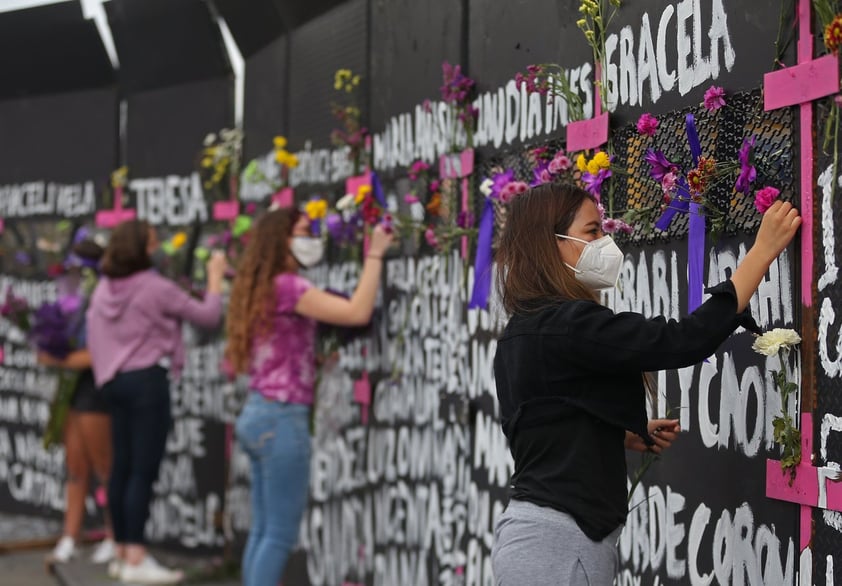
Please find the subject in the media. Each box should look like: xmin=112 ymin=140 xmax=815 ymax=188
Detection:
xmin=325 ymin=213 xmax=344 ymax=241
xmin=582 ymin=169 xmax=612 ymax=196
xmin=490 ymin=169 xmax=515 ymax=199
xmin=735 ymin=136 xmax=757 ymax=195
xmin=636 ymin=113 xmax=659 ymax=136
xmin=602 ymin=218 xmax=618 ymax=233
xmin=531 ymin=162 xmax=552 ymax=186
xmin=704 ymin=86 xmax=726 ymax=111
xmin=457 ymin=211 xmax=474 ymax=229
xmin=422 ymin=99 xmax=433 ymax=113
xmin=404 ymin=193 xmax=419 ymax=204
xmin=58 ymin=294 xmax=82 ymax=316
xmin=645 ymin=149 xmax=679 ymax=182
xmin=31 ymin=302 xmax=73 ymax=359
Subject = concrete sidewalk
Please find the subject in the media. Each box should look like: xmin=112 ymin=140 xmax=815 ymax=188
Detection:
xmin=0 ymin=513 xmax=240 ymax=585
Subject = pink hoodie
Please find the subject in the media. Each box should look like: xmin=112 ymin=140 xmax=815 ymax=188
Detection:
xmin=86 ymin=270 xmax=222 ymax=387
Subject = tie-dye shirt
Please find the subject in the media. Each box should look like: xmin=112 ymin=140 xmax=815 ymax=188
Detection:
xmin=249 ymin=273 xmax=316 ymax=404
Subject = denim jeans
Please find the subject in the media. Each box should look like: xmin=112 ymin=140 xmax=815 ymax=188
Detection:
xmin=235 ymin=393 xmax=311 ymax=586
xmin=103 ymin=365 xmax=171 ymax=545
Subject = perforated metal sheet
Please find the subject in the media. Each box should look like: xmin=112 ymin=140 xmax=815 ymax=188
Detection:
xmin=476 ymin=89 xmax=796 ymax=247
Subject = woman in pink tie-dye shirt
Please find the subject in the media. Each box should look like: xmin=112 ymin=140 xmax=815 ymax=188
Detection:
xmin=225 ymin=207 xmax=393 ymax=586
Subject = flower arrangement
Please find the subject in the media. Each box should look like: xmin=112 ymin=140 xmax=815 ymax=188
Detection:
xmin=752 ymin=328 xmax=803 ymax=484
xmin=576 ymin=0 xmax=623 ymax=111
xmin=514 ymin=64 xmax=585 ymax=122
xmin=619 ymin=103 xmax=784 ymax=237
xmin=440 ymin=61 xmax=477 ymax=151
xmin=201 ymin=128 xmax=244 ymax=195
xmin=331 ymin=69 xmax=368 ymax=174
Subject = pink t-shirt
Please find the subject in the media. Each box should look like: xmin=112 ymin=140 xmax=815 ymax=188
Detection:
xmin=248 ymin=273 xmax=317 ymax=404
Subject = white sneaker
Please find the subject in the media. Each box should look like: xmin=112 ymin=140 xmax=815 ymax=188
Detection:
xmin=107 ymin=558 xmax=123 ymax=579
xmin=119 ymin=556 xmax=184 ymax=585
xmin=91 ymin=538 xmax=116 ymax=564
xmin=51 ymin=536 xmax=76 ymax=563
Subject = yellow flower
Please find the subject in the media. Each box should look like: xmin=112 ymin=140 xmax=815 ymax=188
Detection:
xmin=576 ymin=153 xmax=588 ymax=172
xmin=276 ymin=149 xmax=290 ymax=165
xmin=352 ymin=75 xmax=361 ymax=86
xmin=273 ymin=136 xmax=287 ymax=148
xmin=592 ymin=151 xmax=611 ymax=170
xmin=334 ymin=80 xmax=343 ymax=90
xmin=287 ymin=154 xmax=299 ymax=168
xmin=171 ymin=232 xmax=187 ymax=250
xmin=346 ymin=85 xmax=353 ymax=93
xmin=201 ymin=157 xmax=213 ymax=168
xmin=584 ymin=30 xmax=595 ymax=42
xmin=305 ymin=199 xmax=328 ymax=220
xmin=576 ymin=18 xmax=588 ymax=28
xmin=586 ymin=159 xmax=601 ymax=175
xmin=355 ymin=184 xmax=371 ymax=204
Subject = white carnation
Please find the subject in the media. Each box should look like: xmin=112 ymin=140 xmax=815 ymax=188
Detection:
xmin=752 ymin=328 xmax=802 ymax=356
xmin=336 ymin=193 xmax=356 ymax=211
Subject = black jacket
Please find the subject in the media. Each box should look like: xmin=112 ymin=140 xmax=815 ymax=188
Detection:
xmin=493 ymin=280 xmax=759 ymax=540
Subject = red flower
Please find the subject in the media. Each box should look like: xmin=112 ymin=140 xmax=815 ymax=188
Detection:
xmin=825 ymin=15 xmax=842 ymax=53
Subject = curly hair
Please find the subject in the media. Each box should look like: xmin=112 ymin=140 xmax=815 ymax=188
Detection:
xmin=224 ymin=208 xmax=300 ymax=374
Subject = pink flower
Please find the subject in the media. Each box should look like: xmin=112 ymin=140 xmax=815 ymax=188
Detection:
xmin=404 ymin=193 xmax=419 ymax=204
xmin=424 ymin=226 xmax=438 ymax=248
xmin=499 ymin=181 xmax=529 ymax=203
xmin=636 ymin=113 xmax=659 ymax=136
xmin=429 ymin=179 xmax=441 ymax=193
xmin=549 ymin=155 xmax=572 ymax=174
xmin=661 ymin=172 xmax=678 ymax=194
xmin=703 ymin=86 xmax=726 ymax=111
xmin=754 ymin=186 xmax=780 ymax=214
xmin=618 ymin=220 xmax=634 ymax=234
xmin=602 ymin=218 xmax=619 ymax=233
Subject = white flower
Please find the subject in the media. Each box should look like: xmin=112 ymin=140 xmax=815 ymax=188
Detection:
xmin=752 ymin=328 xmax=802 ymax=356
xmin=203 ymin=133 xmax=217 ymax=146
xmin=336 ymin=193 xmax=356 ymax=211
xmin=480 ymin=178 xmax=494 ymax=196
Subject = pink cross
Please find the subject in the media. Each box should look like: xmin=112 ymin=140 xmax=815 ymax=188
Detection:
xmin=763 ymin=0 xmax=839 ymax=306
xmin=439 ymin=148 xmax=475 ymax=259
xmin=353 ymin=370 xmax=371 ymax=425
xmin=95 ymin=186 xmax=136 ymax=228
xmin=213 ymin=175 xmax=241 ymax=220
xmin=566 ymin=62 xmax=609 ymax=152
xmin=271 ymin=187 xmax=294 ymax=208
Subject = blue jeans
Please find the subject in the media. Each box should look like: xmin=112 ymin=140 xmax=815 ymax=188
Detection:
xmin=235 ymin=393 xmax=311 ymax=586
xmin=103 ymin=365 xmax=171 ymax=545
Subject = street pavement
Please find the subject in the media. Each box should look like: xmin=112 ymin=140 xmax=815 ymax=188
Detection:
xmin=0 ymin=513 xmax=240 ymax=585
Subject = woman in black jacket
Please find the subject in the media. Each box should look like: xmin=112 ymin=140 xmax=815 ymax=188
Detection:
xmin=491 ymin=183 xmax=801 ymax=585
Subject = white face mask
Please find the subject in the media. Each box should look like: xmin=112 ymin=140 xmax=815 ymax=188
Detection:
xmin=555 ymin=234 xmax=624 ymax=290
xmin=290 ymin=237 xmax=325 ymax=268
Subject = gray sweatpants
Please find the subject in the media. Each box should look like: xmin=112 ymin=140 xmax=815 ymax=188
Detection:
xmin=491 ymin=500 xmax=622 ymax=586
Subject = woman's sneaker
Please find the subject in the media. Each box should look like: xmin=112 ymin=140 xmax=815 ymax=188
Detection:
xmin=107 ymin=558 xmax=123 ymax=579
xmin=119 ymin=556 xmax=184 ymax=585
xmin=90 ymin=538 xmax=116 ymax=564
xmin=50 ymin=536 xmax=76 ymax=563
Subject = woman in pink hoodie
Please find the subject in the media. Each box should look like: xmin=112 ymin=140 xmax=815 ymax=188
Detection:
xmin=86 ymin=219 xmax=225 ymax=585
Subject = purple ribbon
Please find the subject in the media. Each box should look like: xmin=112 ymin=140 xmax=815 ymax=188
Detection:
xmin=654 ymin=114 xmax=705 ymax=312
xmin=469 ymin=197 xmax=495 ymax=309
xmin=370 ymin=172 xmax=388 ymax=208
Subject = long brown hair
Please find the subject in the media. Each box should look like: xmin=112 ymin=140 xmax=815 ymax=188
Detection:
xmin=496 ymin=182 xmax=598 ymax=314
xmin=100 ymin=219 xmax=152 ymax=278
xmin=225 ymin=208 xmax=300 ymax=374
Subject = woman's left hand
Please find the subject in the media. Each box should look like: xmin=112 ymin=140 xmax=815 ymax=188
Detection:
xmin=625 ymin=419 xmax=681 ymax=454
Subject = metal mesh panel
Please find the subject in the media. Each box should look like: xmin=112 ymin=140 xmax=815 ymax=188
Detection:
xmin=476 ymin=89 xmax=796 ymax=247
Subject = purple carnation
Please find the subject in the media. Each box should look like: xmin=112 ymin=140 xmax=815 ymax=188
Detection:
xmin=645 ymin=149 xmax=680 ymax=182
xmin=734 ymin=136 xmax=757 ymax=196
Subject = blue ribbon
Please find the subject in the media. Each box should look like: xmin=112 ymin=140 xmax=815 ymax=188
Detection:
xmin=371 ymin=171 xmax=387 ymax=208
xmin=654 ymin=114 xmax=706 ymax=313
xmin=468 ymin=197 xmax=495 ymax=309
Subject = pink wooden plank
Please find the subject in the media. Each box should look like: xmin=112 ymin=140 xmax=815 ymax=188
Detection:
xmin=354 ymin=371 xmax=371 ymax=425
xmin=763 ymin=54 xmax=840 ymax=111
xmin=272 ymin=187 xmax=294 ymax=208
xmin=213 ymin=200 xmax=240 ymax=221
xmin=566 ymin=113 xmax=609 ymax=152
xmin=345 ymin=172 xmax=371 ymax=198
xmin=439 ymin=149 xmax=475 ymax=179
